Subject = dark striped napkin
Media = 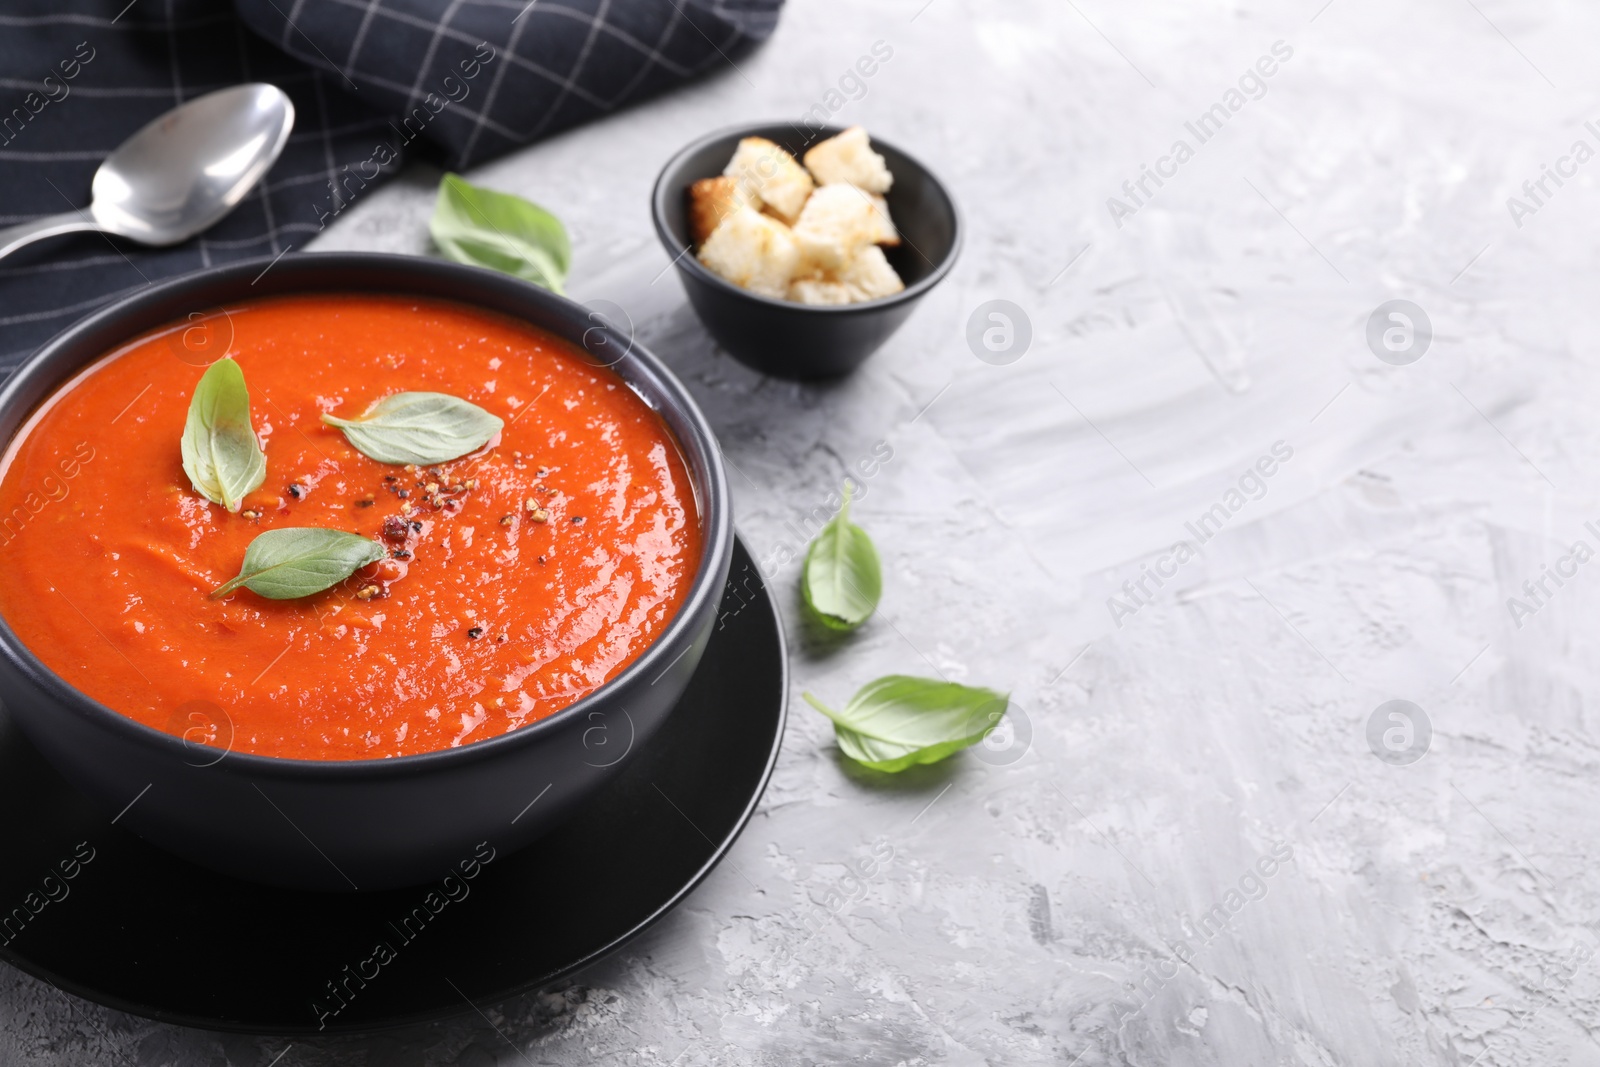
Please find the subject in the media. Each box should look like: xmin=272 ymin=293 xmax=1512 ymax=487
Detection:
xmin=0 ymin=0 xmax=782 ymax=369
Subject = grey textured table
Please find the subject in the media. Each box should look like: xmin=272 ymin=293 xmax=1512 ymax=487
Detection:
xmin=6 ymin=0 xmax=1599 ymax=1063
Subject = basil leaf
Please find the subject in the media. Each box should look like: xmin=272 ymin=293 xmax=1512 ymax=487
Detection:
xmin=322 ymin=392 xmax=503 ymax=465
xmin=179 ymin=357 xmax=266 ymax=513
xmin=430 ymin=172 xmax=571 ymax=294
xmin=803 ymin=676 xmax=1009 ymax=773
xmin=801 ymin=484 xmax=881 ymax=631
xmin=211 ymin=527 xmax=386 ymax=600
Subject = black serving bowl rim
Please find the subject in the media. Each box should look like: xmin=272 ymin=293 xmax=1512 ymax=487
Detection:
xmin=0 ymin=252 xmax=732 ymax=779
xmin=650 ymin=121 xmax=963 ymax=314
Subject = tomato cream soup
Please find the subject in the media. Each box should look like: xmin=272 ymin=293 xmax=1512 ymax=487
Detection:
xmin=0 ymin=295 xmax=700 ymax=759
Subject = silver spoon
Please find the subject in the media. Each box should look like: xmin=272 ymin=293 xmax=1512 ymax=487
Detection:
xmin=0 ymin=83 xmax=294 ymax=261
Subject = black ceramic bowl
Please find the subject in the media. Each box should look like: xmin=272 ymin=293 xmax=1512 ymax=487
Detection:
xmin=652 ymin=122 xmax=961 ymax=380
xmin=0 ymin=253 xmax=733 ymax=892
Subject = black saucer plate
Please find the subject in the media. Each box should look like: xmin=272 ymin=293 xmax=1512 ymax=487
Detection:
xmin=0 ymin=537 xmax=785 ymax=1034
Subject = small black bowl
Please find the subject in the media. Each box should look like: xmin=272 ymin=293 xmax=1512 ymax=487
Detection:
xmin=0 ymin=253 xmax=733 ymax=892
xmin=652 ymin=122 xmax=961 ymax=380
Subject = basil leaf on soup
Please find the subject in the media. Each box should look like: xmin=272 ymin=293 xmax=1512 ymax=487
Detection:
xmin=801 ymin=484 xmax=881 ymax=631
xmin=430 ymin=172 xmax=571 ymax=294
xmin=803 ymin=676 xmax=1009 ymax=773
xmin=322 ymin=392 xmax=503 ymax=466
xmin=180 ymin=357 xmax=266 ymax=513
xmin=211 ymin=527 xmax=386 ymax=600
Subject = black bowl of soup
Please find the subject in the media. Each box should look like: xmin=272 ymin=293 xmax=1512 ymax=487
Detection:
xmin=0 ymin=252 xmax=733 ymax=890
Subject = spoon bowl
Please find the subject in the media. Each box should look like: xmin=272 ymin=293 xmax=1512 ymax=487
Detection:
xmin=91 ymin=84 xmax=295 ymax=245
xmin=0 ymin=83 xmax=294 ymax=260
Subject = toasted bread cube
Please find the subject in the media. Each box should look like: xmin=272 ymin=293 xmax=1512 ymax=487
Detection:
xmin=697 ymin=206 xmax=801 ymax=298
xmin=793 ymin=184 xmax=882 ymax=272
xmin=803 ymin=126 xmax=893 ymax=194
xmin=839 ymin=245 xmax=905 ymax=302
xmin=724 ymin=138 xmax=814 ymax=223
xmin=688 ymin=176 xmax=749 ymax=246
xmin=789 ymin=278 xmax=855 ymax=305
xmin=792 ymin=230 xmax=844 ymax=275
xmin=866 ymin=193 xmax=899 ymax=247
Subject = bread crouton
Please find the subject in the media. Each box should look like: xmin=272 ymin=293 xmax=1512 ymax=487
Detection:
xmin=792 ymin=184 xmax=884 ymax=272
xmin=803 ymin=126 xmax=893 ymax=194
xmin=865 ymin=193 xmax=899 ymax=247
xmin=687 ymin=176 xmax=749 ymax=246
xmin=838 ymin=245 xmax=905 ymax=302
xmin=697 ymin=206 xmax=801 ymax=298
xmin=724 ymin=137 xmax=814 ymax=223
xmin=788 ymin=278 xmax=855 ymax=306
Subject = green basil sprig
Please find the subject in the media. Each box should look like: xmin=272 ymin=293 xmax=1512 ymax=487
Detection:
xmin=180 ymin=357 xmax=266 ymax=513
xmin=322 ymin=391 xmax=503 ymax=466
xmin=430 ymin=173 xmax=571 ymax=294
xmin=803 ymin=676 xmax=1010 ymax=772
xmin=211 ymin=527 xmax=385 ymax=600
xmin=801 ymin=484 xmax=881 ymax=631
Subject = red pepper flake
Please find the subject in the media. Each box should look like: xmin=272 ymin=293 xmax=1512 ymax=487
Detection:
xmin=381 ymin=516 xmax=411 ymax=542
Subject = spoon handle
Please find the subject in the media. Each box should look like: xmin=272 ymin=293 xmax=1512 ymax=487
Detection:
xmin=0 ymin=211 xmax=103 ymax=262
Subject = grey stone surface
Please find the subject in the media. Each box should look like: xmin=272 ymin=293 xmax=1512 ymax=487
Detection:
xmin=6 ymin=0 xmax=1600 ymax=1063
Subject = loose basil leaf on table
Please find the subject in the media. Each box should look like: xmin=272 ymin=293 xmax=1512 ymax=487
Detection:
xmin=180 ymin=357 xmax=266 ymax=513
xmin=211 ymin=527 xmax=386 ymax=600
xmin=430 ymin=172 xmax=571 ymax=294
xmin=803 ymin=676 xmax=1010 ymax=773
xmin=322 ymin=391 xmax=503 ymax=466
xmin=801 ymin=484 xmax=881 ymax=631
